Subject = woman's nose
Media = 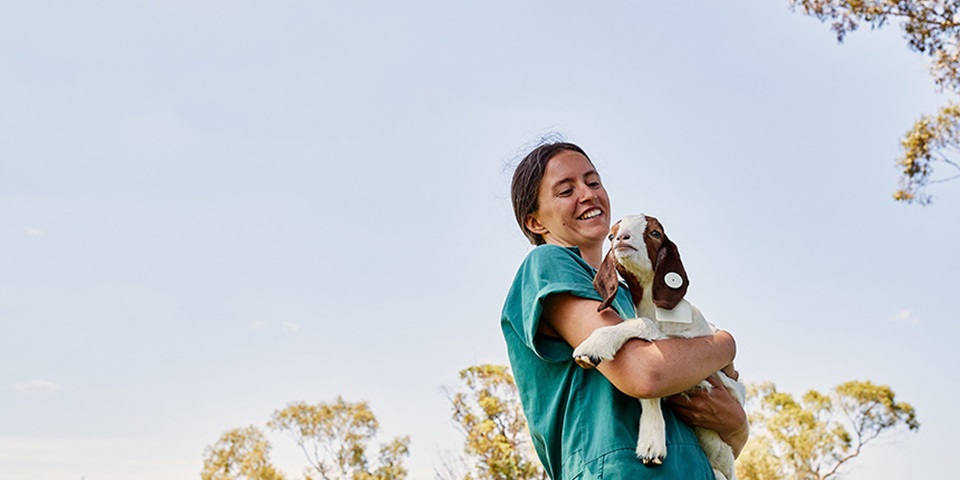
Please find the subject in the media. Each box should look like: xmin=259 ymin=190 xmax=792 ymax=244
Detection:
xmin=579 ymin=187 xmax=596 ymax=202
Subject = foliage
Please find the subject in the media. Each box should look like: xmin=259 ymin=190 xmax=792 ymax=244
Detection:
xmin=895 ymin=102 xmax=960 ymax=203
xmin=447 ymin=364 xmax=546 ymax=480
xmin=790 ymin=0 xmax=960 ymax=203
xmin=735 ymin=434 xmax=785 ymax=480
xmin=737 ymin=380 xmax=919 ymax=480
xmin=201 ymin=425 xmax=286 ymax=480
xmin=268 ymin=396 xmax=410 ymax=480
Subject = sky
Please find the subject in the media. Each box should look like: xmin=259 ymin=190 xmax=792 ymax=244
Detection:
xmin=3 ymin=1 xmax=959 ymax=479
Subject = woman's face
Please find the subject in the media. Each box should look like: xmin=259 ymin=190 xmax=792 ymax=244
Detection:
xmin=525 ymin=150 xmax=611 ymax=249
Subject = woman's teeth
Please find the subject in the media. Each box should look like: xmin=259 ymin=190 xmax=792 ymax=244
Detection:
xmin=580 ymin=209 xmax=602 ymax=220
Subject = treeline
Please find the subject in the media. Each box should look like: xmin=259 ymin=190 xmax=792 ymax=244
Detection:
xmin=201 ymin=364 xmax=917 ymax=480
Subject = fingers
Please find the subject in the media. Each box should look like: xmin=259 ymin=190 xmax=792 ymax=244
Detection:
xmin=667 ymin=380 xmax=743 ymax=432
xmin=721 ymin=363 xmax=739 ymax=381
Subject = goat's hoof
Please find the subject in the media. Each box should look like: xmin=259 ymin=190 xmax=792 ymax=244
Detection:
xmin=574 ymin=355 xmax=600 ymax=369
xmin=640 ymin=456 xmax=664 ymax=467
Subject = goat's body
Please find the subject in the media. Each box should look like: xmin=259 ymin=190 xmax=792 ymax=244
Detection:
xmin=575 ymin=301 xmax=743 ymax=480
xmin=572 ymin=215 xmax=745 ymax=480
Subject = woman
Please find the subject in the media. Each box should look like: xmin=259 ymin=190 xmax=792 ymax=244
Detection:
xmin=501 ymin=141 xmax=748 ymax=479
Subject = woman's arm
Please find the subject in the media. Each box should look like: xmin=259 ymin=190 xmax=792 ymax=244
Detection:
xmin=541 ymin=292 xmax=736 ymax=399
xmin=542 ymin=292 xmax=749 ymax=453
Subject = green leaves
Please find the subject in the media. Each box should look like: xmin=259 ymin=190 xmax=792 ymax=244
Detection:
xmin=834 ymin=380 xmax=920 ymax=438
xmin=738 ymin=380 xmax=919 ymax=480
xmin=449 ymin=365 xmax=546 ymax=480
xmin=203 ymin=397 xmax=409 ymax=480
xmin=896 ymin=104 xmax=960 ymax=204
xmin=790 ymin=0 xmax=960 ymax=203
xmin=268 ymin=397 xmax=410 ymax=480
xmin=201 ymin=426 xmax=286 ymax=480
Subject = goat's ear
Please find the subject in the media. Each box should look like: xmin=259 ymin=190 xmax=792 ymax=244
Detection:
xmin=652 ymin=236 xmax=688 ymax=310
xmin=593 ymin=248 xmax=620 ymax=312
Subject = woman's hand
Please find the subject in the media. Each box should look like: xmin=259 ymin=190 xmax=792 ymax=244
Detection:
xmin=666 ymin=373 xmax=749 ymax=457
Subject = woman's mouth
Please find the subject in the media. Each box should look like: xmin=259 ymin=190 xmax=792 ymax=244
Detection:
xmin=579 ymin=209 xmax=603 ymax=220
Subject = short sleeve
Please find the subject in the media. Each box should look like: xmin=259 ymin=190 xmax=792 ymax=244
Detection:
xmin=501 ymin=245 xmax=613 ymax=362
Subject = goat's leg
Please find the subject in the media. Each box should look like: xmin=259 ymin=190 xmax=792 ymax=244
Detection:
xmin=696 ymin=426 xmax=735 ymax=480
xmin=636 ymin=397 xmax=668 ymax=466
xmin=573 ymin=317 xmax=666 ymax=369
xmin=695 ymin=373 xmax=745 ymax=480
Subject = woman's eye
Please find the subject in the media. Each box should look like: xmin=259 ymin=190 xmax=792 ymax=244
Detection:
xmin=588 ymin=181 xmax=601 ymax=188
xmin=558 ymin=189 xmax=573 ymax=197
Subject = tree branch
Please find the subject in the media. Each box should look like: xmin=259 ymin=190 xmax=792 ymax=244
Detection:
xmin=928 ymin=152 xmax=960 ymax=183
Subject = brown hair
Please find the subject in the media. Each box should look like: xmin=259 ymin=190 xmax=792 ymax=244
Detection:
xmin=510 ymin=142 xmax=591 ymax=245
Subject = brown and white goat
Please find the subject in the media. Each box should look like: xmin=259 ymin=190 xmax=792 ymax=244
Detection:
xmin=572 ymin=214 xmax=745 ymax=480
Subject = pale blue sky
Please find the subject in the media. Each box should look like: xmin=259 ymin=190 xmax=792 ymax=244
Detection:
xmin=3 ymin=1 xmax=958 ymax=479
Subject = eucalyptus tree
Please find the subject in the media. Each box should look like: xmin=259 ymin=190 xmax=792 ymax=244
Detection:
xmin=792 ymin=0 xmax=960 ymax=203
xmin=737 ymin=380 xmax=919 ymax=480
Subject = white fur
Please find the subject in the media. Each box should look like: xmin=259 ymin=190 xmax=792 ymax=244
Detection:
xmin=572 ymin=214 xmax=746 ymax=480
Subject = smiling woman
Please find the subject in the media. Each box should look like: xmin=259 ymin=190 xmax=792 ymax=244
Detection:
xmin=501 ymin=141 xmax=747 ymax=479
xmin=522 ymin=149 xmax=611 ymax=266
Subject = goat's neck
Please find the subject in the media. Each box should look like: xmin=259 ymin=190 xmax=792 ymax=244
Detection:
xmin=635 ymin=288 xmax=657 ymax=320
xmin=619 ymin=267 xmax=657 ymax=320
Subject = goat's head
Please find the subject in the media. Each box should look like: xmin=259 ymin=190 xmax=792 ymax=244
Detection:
xmin=593 ymin=214 xmax=688 ymax=312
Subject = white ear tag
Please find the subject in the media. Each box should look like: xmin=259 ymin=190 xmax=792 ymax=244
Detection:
xmin=656 ymin=299 xmax=693 ymax=324
xmin=664 ymin=272 xmax=684 ymax=289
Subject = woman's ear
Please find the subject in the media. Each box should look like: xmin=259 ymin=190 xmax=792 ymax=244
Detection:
xmin=593 ymin=249 xmax=620 ymax=312
xmin=652 ymin=237 xmax=689 ymax=310
xmin=524 ymin=214 xmax=548 ymax=236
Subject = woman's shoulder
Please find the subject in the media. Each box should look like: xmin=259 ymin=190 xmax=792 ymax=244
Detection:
xmin=510 ymin=244 xmax=598 ymax=296
xmin=514 ymin=245 xmax=595 ymax=281
xmin=522 ymin=244 xmax=587 ymax=266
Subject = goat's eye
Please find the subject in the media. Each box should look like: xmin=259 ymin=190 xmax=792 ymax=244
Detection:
xmin=608 ymin=234 xmax=614 ymax=241
xmin=650 ymin=231 xmax=662 ymax=239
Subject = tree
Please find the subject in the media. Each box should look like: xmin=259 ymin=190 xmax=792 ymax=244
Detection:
xmin=268 ymin=396 xmax=410 ymax=480
xmin=735 ymin=434 xmax=786 ymax=480
xmin=737 ymin=380 xmax=919 ymax=480
xmin=201 ymin=425 xmax=286 ymax=480
xmin=791 ymin=0 xmax=960 ymax=204
xmin=446 ymin=364 xmax=546 ymax=480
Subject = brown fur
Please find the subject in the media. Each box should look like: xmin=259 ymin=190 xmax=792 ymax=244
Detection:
xmin=592 ymin=215 xmax=689 ymax=311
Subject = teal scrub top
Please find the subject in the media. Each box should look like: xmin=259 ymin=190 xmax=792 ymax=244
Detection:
xmin=501 ymin=245 xmax=714 ymax=480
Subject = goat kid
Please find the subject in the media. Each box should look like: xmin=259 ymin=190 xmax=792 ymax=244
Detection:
xmin=572 ymin=214 xmax=745 ymax=480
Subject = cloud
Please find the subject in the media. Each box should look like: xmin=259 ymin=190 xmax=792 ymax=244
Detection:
xmin=892 ymin=309 xmax=920 ymax=324
xmin=13 ymin=379 xmax=59 ymax=393
xmin=23 ymin=227 xmax=43 ymax=236
xmin=282 ymin=321 xmax=301 ymax=332
xmin=248 ymin=320 xmax=270 ymax=330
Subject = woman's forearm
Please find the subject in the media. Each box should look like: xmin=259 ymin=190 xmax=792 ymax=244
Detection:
xmin=542 ymin=293 xmax=738 ymax=399
xmin=599 ymin=330 xmax=736 ymax=399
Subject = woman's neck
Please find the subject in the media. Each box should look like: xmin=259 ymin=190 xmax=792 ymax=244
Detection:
xmin=580 ymin=245 xmax=603 ymax=269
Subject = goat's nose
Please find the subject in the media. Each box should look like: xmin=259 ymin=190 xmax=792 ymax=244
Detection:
xmin=617 ymin=233 xmax=631 ymax=241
